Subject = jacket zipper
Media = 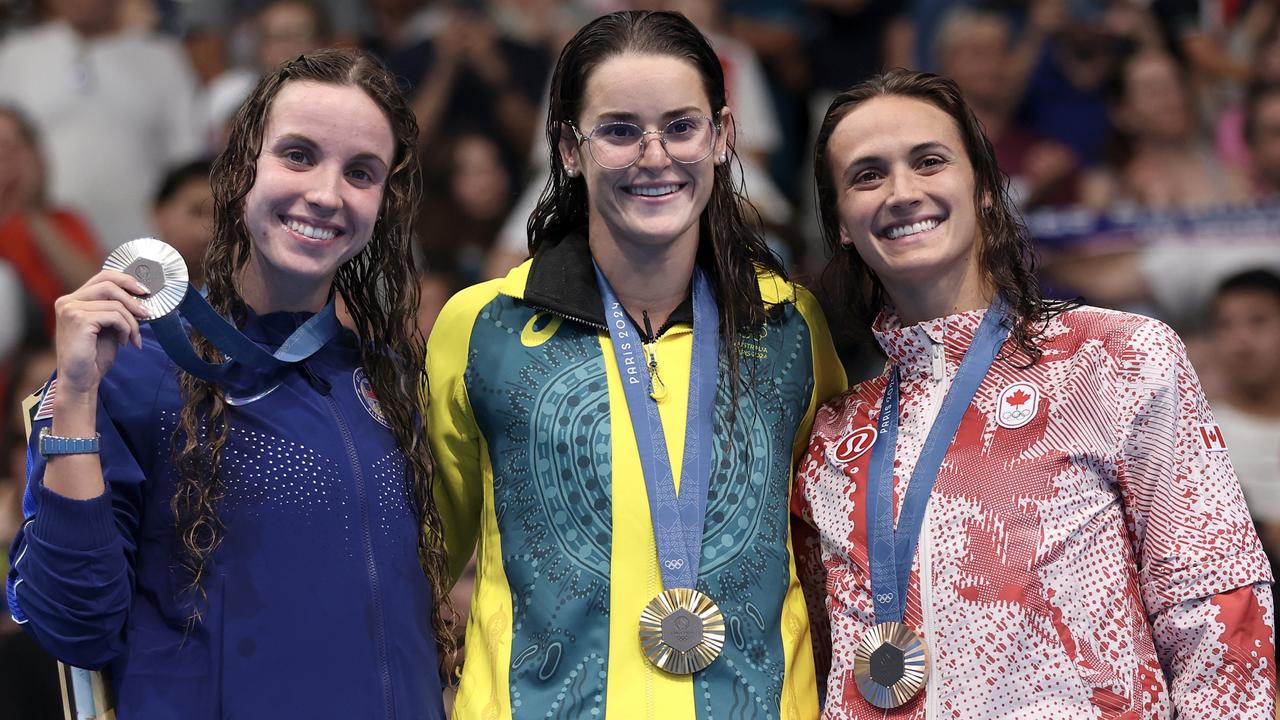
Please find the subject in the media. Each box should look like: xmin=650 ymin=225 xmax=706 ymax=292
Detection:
xmin=318 ymin=375 xmax=395 ymax=720
xmin=923 ymin=340 xmax=945 ymax=719
xmin=525 ymin=301 xmax=682 ymax=340
xmin=525 ymin=302 xmax=605 ymax=331
xmin=921 ymin=508 xmax=938 ymax=719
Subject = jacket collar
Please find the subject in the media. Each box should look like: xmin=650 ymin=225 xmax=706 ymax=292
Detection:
xmin=518 ymin=231 xmax=694 ymax=330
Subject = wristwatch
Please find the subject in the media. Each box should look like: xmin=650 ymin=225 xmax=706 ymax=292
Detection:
xmin=38 ymin=427 xmax=101 ymax=456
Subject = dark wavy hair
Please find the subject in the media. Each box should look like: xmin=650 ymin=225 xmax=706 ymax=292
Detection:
xmin=172 ymin=48 xmax=456 ymax=678
xmin=528 ymin=10 xmax=784 ymax=362
xmin=813 ymin=69 xmax=1074 ymax=362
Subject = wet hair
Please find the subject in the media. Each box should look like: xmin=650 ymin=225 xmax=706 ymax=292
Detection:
xmin=527 ymin=10 xmax=785 ymax=366
xmin=173 ymin=48 xmax=456 ymax=677
xmin=153 ymin=158 xmax=214 ymax=207
xmin=813 ymin=69 xmax=1075 ymax=362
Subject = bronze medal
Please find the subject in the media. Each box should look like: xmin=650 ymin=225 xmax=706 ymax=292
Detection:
xmin=854 ymin=621 xmax=930 ymax=708
xmin=638 ymin=587 xmax=725 ymax=674
xmin=102 ymin=238 xmax=189 ymax=320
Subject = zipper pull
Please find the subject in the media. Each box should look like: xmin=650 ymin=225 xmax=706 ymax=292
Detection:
xmin=642 ymin=311 xmax=667 ymax=401
xmin=931 ymin=342 xmax=945 ymax=384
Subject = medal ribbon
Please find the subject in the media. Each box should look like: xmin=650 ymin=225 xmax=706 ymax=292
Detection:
xmin=150 ymin=289 xmax=342 ymax=383
xmin=593 ymin=262 xmax=718 ymax=590
xmin=866 ymin=300 xmax=1011 ymax=623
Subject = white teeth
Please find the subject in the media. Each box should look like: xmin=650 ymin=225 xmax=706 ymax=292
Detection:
xmin=285 ymin=218 xmax=337 ymax=241
xmin=627 ymin=184 xmax=681 ymax=197
xmin=885 ymin=218 xmax=939 ymax=240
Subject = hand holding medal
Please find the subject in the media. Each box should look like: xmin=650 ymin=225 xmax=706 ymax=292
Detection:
xmin=98 ymin=237 xmax=342 ymax=389
xmin=102 ymin=237 xmax=189 ymax=319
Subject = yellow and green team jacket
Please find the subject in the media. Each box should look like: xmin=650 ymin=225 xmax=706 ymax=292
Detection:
xmin=427 ymin=234 xmax=846 ymax=719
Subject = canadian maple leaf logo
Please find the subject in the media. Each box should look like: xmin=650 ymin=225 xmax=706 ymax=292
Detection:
xmin=1005 ymin=389 xmax=1031 ymax=406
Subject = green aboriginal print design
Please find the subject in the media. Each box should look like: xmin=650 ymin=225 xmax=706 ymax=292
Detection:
xmin=465 ymin=298 xmax=612 ymax=718
xmin=696 ymin=304 xmax=815 ymax=720
xmin=464 ymin=296 xmax=815 ymax=719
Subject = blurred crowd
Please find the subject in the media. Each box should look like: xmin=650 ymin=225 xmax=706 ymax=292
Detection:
xmin=1 ymin=0 xmax=1279 ymax=716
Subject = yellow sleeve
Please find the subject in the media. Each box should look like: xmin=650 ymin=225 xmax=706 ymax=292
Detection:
xmin=791 ymin=284 xmax=847 ymax=464
xmin=426 ymin=282 xmax=494 ymax=584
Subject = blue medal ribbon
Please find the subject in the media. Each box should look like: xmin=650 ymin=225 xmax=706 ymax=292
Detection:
xmin=150 ymin=289 xmax=342 ymax=385
xmin=866 ymin=300 xmax=1011 ymax=623
xmin=593 ymin=262 xmax=718 ymax=590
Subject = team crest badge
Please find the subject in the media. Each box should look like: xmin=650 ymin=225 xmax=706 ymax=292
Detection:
xmin=996 ymin=382 xmax=1039 ymax=429
xmin=827 ymin=425 xmax=878 ymax=466
xmin=353 ymin=368 xmax=390 ymax=427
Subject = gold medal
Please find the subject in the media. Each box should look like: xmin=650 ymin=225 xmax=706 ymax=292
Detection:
xmin=854 ymin=621 xmax=930 ymax=708
xmin=638 ymin=587 xmax=725 ymax=674
xmin=102 ymin=238 xmax=189 ymax=320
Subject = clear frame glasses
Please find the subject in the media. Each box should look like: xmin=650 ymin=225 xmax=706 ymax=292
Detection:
xmin=569 ymin=115 xmax=719 ymax=170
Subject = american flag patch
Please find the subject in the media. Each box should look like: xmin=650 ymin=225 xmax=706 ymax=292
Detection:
xmin=32 ymin=378 xmax=56 ymax=422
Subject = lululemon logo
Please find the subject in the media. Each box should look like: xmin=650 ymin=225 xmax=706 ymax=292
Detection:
xmin=829 ymin=426 xmax=878 ymax=465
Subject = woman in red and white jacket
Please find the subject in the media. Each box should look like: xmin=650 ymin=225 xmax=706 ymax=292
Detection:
xmin=795 ymin=69 xmax=1275 ymax=719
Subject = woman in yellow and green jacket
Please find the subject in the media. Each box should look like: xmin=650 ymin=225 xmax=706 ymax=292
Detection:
xmin=427 ymin=11 xmax=845 ymax=719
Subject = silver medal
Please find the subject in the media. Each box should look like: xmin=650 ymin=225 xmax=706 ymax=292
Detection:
xmin=102 ymin=238 xmax=189 ymax=320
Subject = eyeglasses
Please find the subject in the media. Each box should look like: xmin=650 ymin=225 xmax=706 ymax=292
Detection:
xmin=569 ymin=115 xmax=719 ymax=170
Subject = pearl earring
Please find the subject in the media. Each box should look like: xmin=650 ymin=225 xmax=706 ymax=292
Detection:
xmin=718 ymin=153 xmax=727 ymax=163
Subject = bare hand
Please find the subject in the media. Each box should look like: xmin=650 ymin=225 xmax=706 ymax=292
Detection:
xmin=53 ymin=270 xmax=152 ymax=397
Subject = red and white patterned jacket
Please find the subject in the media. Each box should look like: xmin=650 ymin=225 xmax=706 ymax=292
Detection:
xmin=794 ymin=305 xmax=1275 ymax=719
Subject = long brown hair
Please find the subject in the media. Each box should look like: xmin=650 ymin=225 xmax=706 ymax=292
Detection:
xmin=813 ymin=69 xmax=1074 ymax=361
xmin=528 ymin=10 xmax=784 ymax=368
xmin=172 ymin=48 xmax=456 ymax=676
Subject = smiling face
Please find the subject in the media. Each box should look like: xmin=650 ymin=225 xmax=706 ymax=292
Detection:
xmin=827 ymin=95 xmax=984 ymax=309
xmin=559 ymin=52 xmax=728 ymax=254
xmin=240 ymin=80 xmax=395 ymax=311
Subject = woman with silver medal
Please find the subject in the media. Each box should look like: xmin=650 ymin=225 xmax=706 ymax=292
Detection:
xmin=427 ymin=10 xmax=845 ymax=719
xmin=7 ymin=50 xmax=455 ymax=718
xmin=797 ymin=70 xmax=1275 ymax=718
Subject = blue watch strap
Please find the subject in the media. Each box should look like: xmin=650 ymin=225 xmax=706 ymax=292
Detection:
xmin=38 ymin=427 xmax=101 ymax=456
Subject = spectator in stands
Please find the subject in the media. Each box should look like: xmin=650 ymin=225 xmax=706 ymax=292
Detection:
xmin=178 ymin=0 xmax=360 ymax=88
xmin=0 ymin=105 xmax=99 ymax=344
xmin=1211 ymin=10 xmax=1280 ymax=171
xmin=418 ymin=133 xmax=512 ymax=285
xmin=152 ymin=159 xmax=215 ymax=289
xmin=1017 ymin=0 xmax=1161 ymax=170
xmin=415 ymin=269 xmax=461 ymax=341
xmin=1244 ymin=80 xmax=1280 ymax=197
xmin=0 ymin=0 xmax=205 ymax=249
xmin=1208 ymin=269 xmax=1280 ymax=650
xmin=1083 ymin=49 xmax=1251 ymax=211
xmin=935 ymin=6 xmax=1079 ymax=207
xmin=201 ymin=0 xmax=333 ymax=149
xmin=365 ymin=0 xmax=550 ymax=174
xmin=660 ymin=0 xmax=791 ymax=227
